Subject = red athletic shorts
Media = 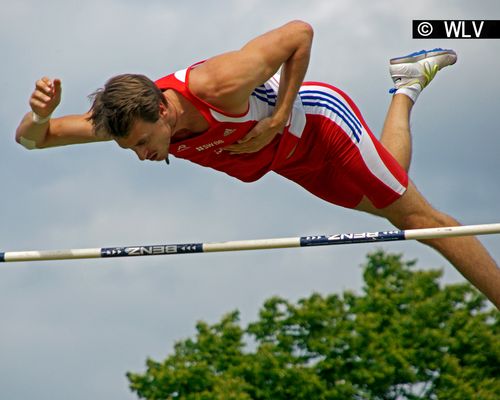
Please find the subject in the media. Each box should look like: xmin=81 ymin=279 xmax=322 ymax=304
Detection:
xmin=272 ymin=82 xmax=408 ymax=209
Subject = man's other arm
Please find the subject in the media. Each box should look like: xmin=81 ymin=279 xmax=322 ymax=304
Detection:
xmin=15 ymin=77 xmax=110 ymax=150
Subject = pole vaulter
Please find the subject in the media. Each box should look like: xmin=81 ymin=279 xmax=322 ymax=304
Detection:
xmin=13 ymin=21 xmax=500 ymax=307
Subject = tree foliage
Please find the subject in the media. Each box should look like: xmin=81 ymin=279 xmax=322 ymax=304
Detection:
xmin=127 ymin=251 xmax=499 ymax=399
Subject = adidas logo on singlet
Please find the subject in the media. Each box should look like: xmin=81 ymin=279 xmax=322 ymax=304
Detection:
xmin=223 ymin=128 xmax=236 ymax=137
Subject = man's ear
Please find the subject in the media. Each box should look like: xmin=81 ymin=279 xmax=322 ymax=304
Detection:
xmin=159 ymin=101 xmax=168 ymax=117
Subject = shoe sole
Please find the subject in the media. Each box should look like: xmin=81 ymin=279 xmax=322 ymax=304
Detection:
xmin=390 ymin=48 xmax=457 ymax=65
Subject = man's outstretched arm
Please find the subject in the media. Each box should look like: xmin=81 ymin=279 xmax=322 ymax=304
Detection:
xmin=15 ymin=77 xmax=109 ymax=149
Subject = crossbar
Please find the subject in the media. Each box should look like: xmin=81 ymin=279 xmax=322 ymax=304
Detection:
xmin=1 ymin=223 xmax=499 ymax=263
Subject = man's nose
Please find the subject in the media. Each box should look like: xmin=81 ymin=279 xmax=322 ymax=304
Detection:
xmin=135 ymin=148 xmax=147 ymax=161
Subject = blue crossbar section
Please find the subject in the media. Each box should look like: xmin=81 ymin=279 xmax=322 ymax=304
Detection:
xmin=300 ymin=230 xmax=405 ymax=247
xmin=101 ymin=243 xmax=204 ymax=258
xmin=0 ymin=252 xmax=4 ymax=262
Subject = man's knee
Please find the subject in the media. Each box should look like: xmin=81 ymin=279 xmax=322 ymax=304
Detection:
xmin=393 ymin=209 xmax=458 ymax=231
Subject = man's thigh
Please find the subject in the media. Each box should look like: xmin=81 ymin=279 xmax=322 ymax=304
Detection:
xmin=355 ymin=180 xmax=437 ymax=228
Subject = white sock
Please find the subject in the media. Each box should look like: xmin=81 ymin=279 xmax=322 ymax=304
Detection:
xmin=394 ymin=83 xmax=422 ymax=104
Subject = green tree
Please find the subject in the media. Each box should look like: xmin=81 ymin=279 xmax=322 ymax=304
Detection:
xmin=127 ymin=251 xmax=499 ymax=400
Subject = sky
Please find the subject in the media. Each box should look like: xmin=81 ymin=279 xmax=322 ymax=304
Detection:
xmin=1 ymin=1 xmax=499 ymax=399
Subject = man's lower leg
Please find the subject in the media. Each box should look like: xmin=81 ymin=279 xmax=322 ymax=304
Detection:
xmin=379 ymin=94 xmax=413 ymax=172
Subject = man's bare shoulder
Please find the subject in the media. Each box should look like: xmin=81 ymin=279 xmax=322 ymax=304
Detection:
xmin=188 ymin=52 xmax=255 ymax=114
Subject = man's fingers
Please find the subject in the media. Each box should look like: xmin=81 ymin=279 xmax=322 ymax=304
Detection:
xmin=229 ymin=147 xmax=260 ymax=155
xmin=30 ymin=77 xmax=62 ymax=117
xmin=224 ymin=144 xmax=249 ymax=153
xmin=29 ymin=98 xmax=46 ymax=110
xmin=225 ymin=140 xmax=263 ymax=154
xmin=53 ymin=79 xmax=62 ymax=96
xmin=33 ymin=77 xmax=62 ymax=103
xmin=226 ymin=137 xmax=259 ymax=150
xmin=223 ymin=118 xmax=279 ymax=154
xmin=223 ymin=144 xmax=241 ymax=152
xmin=35 ymin=77 xmax=61 ymax=97
xmin=36 ymin=78 xmax=53 ymax=95
xmin=32 ymin=90 xmax=52 ymax=103
xmin=236 ymin=131 xmax=259 ymax=144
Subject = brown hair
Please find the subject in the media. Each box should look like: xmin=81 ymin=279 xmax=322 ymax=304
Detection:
xmin=88 ymin=74 xmax=166 ymax=138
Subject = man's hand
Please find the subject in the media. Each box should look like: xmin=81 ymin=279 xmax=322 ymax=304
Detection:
xmin=15 ymin=77 xmax=107 ymax=149
xmin=30 ymin=77 xmax=62 ymax=118
xmin=223 ymin=117 xmax=286 ymax=154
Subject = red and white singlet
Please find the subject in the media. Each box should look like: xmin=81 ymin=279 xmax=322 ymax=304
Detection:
xmin=155 ymin=63 xmax=408 ymax=209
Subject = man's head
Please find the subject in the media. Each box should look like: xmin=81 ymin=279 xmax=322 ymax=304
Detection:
xmin=89 ymin=74 xmax=174 ymax=162
xmin=88 ymin=74 xmax=166 ymax=138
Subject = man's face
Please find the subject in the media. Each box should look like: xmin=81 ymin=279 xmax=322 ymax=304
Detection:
xmin=115 ymin=107 xmax=173 ymax=162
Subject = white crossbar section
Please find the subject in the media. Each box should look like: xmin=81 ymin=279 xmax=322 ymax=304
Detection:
xmin=404 ymin=223 xmax=500 ymax=240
